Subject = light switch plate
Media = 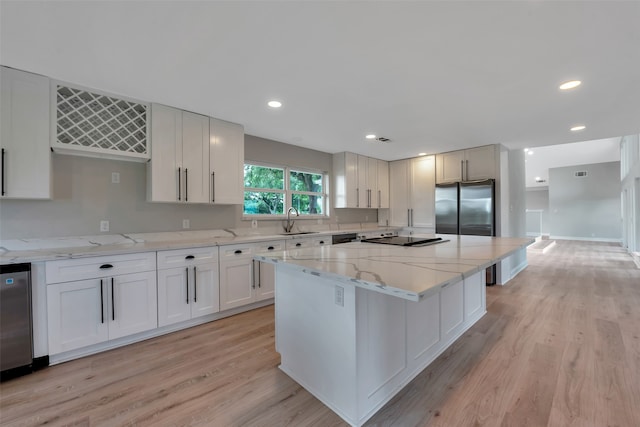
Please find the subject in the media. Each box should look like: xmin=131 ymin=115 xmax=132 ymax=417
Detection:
xmin=100 ymin=220 xmax=109 ymax=232
xmin=335 ymin=285 xmax=344 ymax=307
xmin=182 ymin=219 xmax=190 ymax=229
xmin=111 ymin=172 xmax=120 ymax=183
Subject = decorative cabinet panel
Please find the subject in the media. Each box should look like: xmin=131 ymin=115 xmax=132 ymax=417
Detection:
xmin=435 ymin=145 xmax=497 ymax=183
xmin=157 ymin=246 xmax=220 ymax=327
xmin=52 ymin=82 xmax=149 ymax=161
xmin=389 ymin=155 xmax=435 ymax=228
xmin=46 ymin=253 xmax=157 ymax=355
xmin=46 ymin=271 xmax=157 ymax=354
xmin=209 ymin=118 xmax=244 ymax=204
xmin=0 ymin=66 xmax=51 ymax=199
xmin=219 ymin=240 xmax=285 ymax=311
xmin=333 ymin=152 xmax=386 ymax=209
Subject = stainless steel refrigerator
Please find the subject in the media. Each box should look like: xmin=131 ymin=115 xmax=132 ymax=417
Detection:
xmin=435 ymin=179 xmax=496 ymax=282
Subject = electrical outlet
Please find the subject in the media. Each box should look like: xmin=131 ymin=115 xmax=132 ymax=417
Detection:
xmin=182 ymin=219 xmax=190 ymax=229
xmin=335 ymin=285 xmax=344 ymax=307
xmin=251 ymin=219 xmax=258 ymax=229
xmin=111 ymin=172 xmax=120 ymax=184
xmin=100 ymin=220 xmax=109 ymax=232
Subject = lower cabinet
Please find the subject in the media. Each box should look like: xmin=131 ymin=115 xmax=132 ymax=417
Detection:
xmin=156 ymin=246 xmax=219 ymax=327
xmin=46 ymin=271 xmax=157 ymax=354
xmin=219 ymin=240 xmax=285 ymax=311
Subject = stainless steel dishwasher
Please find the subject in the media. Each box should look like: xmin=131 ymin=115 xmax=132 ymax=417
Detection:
xmin=1 ymin=263 xmax=33 ymax=380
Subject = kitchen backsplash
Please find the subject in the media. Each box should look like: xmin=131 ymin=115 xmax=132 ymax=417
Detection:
xmin=0 ymin=152 xmax=377 ymax=240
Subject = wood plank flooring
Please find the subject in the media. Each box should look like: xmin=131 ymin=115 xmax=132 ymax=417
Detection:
xmin=2 ymin=240 xmax=640 ymax=426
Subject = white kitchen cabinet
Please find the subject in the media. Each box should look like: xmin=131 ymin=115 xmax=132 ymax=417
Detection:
xmin=156 ymin=246 xmax=220 ymax=327
xmin=46 ymin=271 xmax=157 ymax=354
xmin=435 ymin=145 xmax=497 ymax=183
xmin=0 ymin=66 xmax=51 ymax=199
xmin=46 ymin=253 xmax=157 ymax=355
xmin=389 ymin=155 xmax=435 ymax=228
xmin=377 ymin=159 xmax=390 ymax=209
xmin=219 ymin=240 xmax=285 ymax=310
xmin=333 ymin=152 xmax=383 ymax=209
xmin=209 ymin=118 xmax=244 ymax=204
xmin=284 ymin=236 xmax=330 ymax=250
xmin=147 ymin=104 xmax=209 ymax=203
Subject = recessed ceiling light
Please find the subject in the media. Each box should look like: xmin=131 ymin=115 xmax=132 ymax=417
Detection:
xmin=418 ymin=152 xmax=427 ymax=156
xmin=559 ymin=80 xmax=582 ymax=90
xmin=528 ymin=150 xmax=534 ymax=155
xmin=365 ymin=134 xmax=377 ymax=140
xmin=523 ymin=148 xmax=529 ymax=152
xmin=535 ymin=176 xmax=541 ymax=181
xmin=570 ymin=125 xmax=586 ymax=131
xmin=267 ymin=100 xmax=282 ymax=108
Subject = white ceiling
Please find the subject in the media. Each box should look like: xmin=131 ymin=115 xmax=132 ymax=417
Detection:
xmin=1 ymin=1 xmax=639 ymax=161
xmin=524 ymin=137 xmax=621 ymax=189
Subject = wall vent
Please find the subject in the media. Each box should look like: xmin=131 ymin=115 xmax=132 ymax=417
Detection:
xmin=376 ymin=136 xmax=391 ymax=143
xmin=574 ymin=171 xmax=588 ymax=177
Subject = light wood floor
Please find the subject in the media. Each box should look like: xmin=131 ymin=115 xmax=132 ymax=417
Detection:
xmin=2 ymin=240 xmax=640 ymax=426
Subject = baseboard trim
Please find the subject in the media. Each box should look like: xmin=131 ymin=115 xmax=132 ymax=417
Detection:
xmin=550 ymin=236 xmax=622 ymax=243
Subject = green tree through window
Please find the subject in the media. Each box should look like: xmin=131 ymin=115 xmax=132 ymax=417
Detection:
xmin=244 ymin=164 xmax=326 ymax=216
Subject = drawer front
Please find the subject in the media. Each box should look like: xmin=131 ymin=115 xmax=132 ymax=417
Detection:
xmin=219 ymin=243 xmax=254 ymax=260
xmin=285 ymin=237 xmax=329 ymax=250
xmin=254 ymin=240 xmax=286 ymax=255
xmin=157 ymin=246 xmax=218 ymax=270
xmin=46 ymin=252 xmax=156 ymax=284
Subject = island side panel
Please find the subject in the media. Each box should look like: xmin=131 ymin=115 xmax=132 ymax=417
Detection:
xmin=355 ymin=288 xmax=408 ymax=423
xmin=274 ymin=266 xmax=359 ymax=425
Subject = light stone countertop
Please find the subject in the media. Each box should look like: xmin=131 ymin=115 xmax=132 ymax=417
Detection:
xmin=0 ymin=225 xmax=398 ymax=264
xmin=256 ymin=235 xmax=534 ymax=301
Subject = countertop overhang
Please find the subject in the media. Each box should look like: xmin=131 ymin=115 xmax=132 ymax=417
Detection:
xmin=257 ymin=235 xmax=534 ymax=301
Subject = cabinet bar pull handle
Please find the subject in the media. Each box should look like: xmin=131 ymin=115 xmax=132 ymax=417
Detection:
xmin=185 ymin=255 xmax=195 ymax=260
xmin=185 ymin=267 xmax=189 ymax=304
xmin=356 ymin=188 xmax=359 ymax=207
xmin=267 ymin=246 xmax=274 ymax=250
xmin=193 ymin=266 xmax=197 ymax=302
xmin=178 ymin=167 xmax=181 ymax=201
xmin=111 ymin=278 xmax=115 ymax=321
xmin=100 ymin=279 xmax=104 ymax=324
xmin=211 ymin=172 xmax=215 ymax=203
xmin=407 ymin=209 xmax=410 ymax=226
xmin=99 ymin=264 xmax=113 ymax=269
xmin=466 ymin=160 xmax=469 ymax=180
xmin=234 ymin=249 xmax=242 ymax=254
xmin=251 ymin=260 xmax=256 ymax=289
xmin=1 ymin=148 xmax=5 ymax=196
xmin=378 ymin=190 xmax=381 ymax=208
xmin=257 ymin=261 xmax=261 ymax=288
xmin=411 ymin=209 xmax=414 ymax=227
xmin=461 ymin=160 xmax=464 ymax=181
xmin=296 ymin=243 xmax=302 ymax=247
xmin=184 ymin=168 xmax=188 ymax=202
xmin=320 ymin=241 xmax=325 ymax=245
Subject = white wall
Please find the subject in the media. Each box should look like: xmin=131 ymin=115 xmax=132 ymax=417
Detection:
xmin=548 ymin=161 xmax=621 ymax=241
xmin=526 ymin=188 xmax=549 ymax=235
xmin=620 ymin=134 xmax=640 ymax=252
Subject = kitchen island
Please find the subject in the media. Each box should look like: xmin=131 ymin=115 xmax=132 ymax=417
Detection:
xmin=257 ymin=235 xmax=532 ymax=427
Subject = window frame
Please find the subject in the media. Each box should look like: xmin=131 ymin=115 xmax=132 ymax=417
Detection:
xmin=243 ymin=161 xmax=329 ymax=219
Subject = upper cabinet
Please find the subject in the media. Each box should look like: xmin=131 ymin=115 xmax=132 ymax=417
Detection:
xmin=0 ymin=66 xmax=51 ymax=199
xmin=51 ymin=82 xmax=150 ymax=162
xmin=435 ymin=145 xmax=497 ymax=183
xmin=389 ymin=155 xmax=435 ymax=228
xmin=377 ymin=159 xmax=390 ymax=209
xmin=147 ymin=104 xmax=209 ymax=203
xmin=209 ymin=118 xmax=244 ymax=205
xmin=333 ymin=152 xmax=389 ymax=209
xmin=147 ymin=104 xmax=244 ymax=204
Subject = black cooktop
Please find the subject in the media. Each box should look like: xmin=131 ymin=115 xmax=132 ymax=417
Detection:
xmin=361 ymin=236 xmax=446 ymax=247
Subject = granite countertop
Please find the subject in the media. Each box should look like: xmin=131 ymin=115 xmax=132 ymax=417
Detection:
xmin=256 ymin=235 xmax=534 ymax=301
xmin=0 ymin=225 xmax=399 ymax=264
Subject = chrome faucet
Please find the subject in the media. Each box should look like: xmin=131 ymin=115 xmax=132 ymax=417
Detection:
xmin=283 ymin=207 xmax=299 ymax=233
